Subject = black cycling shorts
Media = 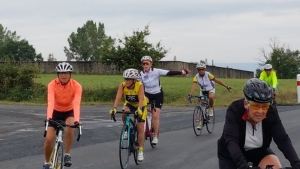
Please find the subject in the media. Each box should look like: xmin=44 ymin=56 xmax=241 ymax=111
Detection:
xmin=218 ymin=148 xmax=275 ymax=168
xmin=49 ymin=109 xmax=74 ymax=128
xmin=145 ymin=91 xmax=164 ymax=109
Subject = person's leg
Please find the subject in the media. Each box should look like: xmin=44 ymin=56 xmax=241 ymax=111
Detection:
xmin=44 ymin=127 xmax=56 ymax=163
xmin=258 ymin=148 xmax=281 ymax=169
xmin=208 ymin=89 xmax=215 ymax=117
xmin=258 ymin=155 xmax=281 ymax=169
xmin=137 ymin=107 xmax=147 ymax=161
xmin=152 ymin=92 xmax=163 ymax=143
xmin=64 ymin=111 xmax=74 ymax=167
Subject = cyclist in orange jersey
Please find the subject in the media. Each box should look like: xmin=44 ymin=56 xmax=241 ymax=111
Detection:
xmin=42 ymin=62 xmax=82 ymax=169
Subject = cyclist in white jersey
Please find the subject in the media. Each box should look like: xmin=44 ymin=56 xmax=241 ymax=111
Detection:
xmin=188 ymin=62 xmax=232 ymax=129
xmin=140 ymin=56 xmax=189 ymax=144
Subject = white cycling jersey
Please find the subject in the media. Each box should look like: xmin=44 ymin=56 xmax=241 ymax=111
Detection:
xmin=140 ymin=68 xmax=169 ymax=94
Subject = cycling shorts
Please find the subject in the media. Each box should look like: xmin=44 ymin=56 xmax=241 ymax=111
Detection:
xmin=202 ymin=88 xmax=215 ymax=96
xmin=123 ymin=103 xmax=147 ymax=122
xmin=145 ymin=91 xmax=164 ymax=109
xmin=49 ymin=109 xmax=74 ymax=128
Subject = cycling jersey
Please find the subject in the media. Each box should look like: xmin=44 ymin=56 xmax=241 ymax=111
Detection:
xmin=259 ymin=70 xmax=278 ymax=89
xmin=193 ymin=71 xmax=215 ymax=91
xmin=140 ymin=68 xmax=169 ymax=94
xmin=122 ymin=81 xmax=147 ymax=108
xmin=47 ymin=78 xmax=82 ymax=122
xmin=217 ymin=99 xmax=300 ymax=167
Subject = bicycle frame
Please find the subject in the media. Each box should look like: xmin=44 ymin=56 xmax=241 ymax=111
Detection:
xmin=145 ymin=100 xmax=155 ymax=137
xmin=50 ymin=129 xmax=64 ymax=169
xmin=44 ymin=119 xmax=82 ymax=169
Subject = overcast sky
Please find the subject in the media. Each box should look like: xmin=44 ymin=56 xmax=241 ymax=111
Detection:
xmin=1 ymin=0 xmax=299 ymax=65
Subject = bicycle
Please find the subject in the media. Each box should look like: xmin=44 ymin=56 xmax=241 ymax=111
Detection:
xmin=144 ymin=100 xmax=157 ymax=148
xmin=44 ymin=119 xmax=82 ymax=169
xmin=112 ymin=110 xmax=140 ymax=169
xmin=188 ymin=95 xmax=215 ymax=136
xmin=247 ymin=162 xmax=292 ymax=169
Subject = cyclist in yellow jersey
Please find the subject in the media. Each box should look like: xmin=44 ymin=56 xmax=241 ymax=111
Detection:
xmin=188 ymin=63 xmax=232 ymax=129
xmin=109 ymin=68 xmax=147 ymax=162
xmin=259 ymin=64 xmax=278 ymax=105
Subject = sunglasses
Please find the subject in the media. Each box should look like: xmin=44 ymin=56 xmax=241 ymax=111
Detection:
xmin=124 ymin=78 xmax=134 ymax=81
xmin=249 ymin=102 xmax=270 ymax=110
xmin=142 ymin=62 xmax=150 ymax=65
xmin=264 ymin=69 xmax=272 ymax=71
xmin=197 ymin=69 xmax=205 ymax=71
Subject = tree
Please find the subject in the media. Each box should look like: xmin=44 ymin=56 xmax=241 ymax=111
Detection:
xmin=258 ymin=38 xmax=300 ymax=79
xmin=47 ymin=54 xmax=57 ymax=61
xmin=64 ymin=20 xmax=115 ymax=61
xmin=0 ymin=24 xmax=43 ymax=61
xmin=101 ymin=25 xmax=169 ymax=71
xmin=1 ymin=39 xmax=43 ymax=61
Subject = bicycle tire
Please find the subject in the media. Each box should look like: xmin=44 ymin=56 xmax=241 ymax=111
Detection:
xmin=205 ymin=108 xmax=215 ymax=134
xmin=119 ymin=124 xmax=130 ymax=169
xmin=193 ymin=106 xmax=203 ymax=136
xmin=133 ymin=125 xmax=140 ymax=165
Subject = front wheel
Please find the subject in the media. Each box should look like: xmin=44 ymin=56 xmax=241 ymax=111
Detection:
xmin=119 ymin=125 xmax=130 ymax=169
xmin=132 ymin=126 xmax=140 ymax=165
xmin=193 ymin=106 xmax=203 ymax=136
xmin=50 ymin=142 xmax=64 ymax=169
xmin=205 ymin=108 xmax=215 ymax=134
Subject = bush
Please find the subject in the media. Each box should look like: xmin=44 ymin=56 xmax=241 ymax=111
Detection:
xmin=0 ymin=62 xmax=46 ymax=102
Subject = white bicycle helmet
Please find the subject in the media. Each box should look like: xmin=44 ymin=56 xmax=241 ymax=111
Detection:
xmin=141 ymin=56 xmax=153 ymax=62
xmin=196 ymin=63 xmax=206 ymax=69
xmin=123 ymin=68 xmax=141 ymax=80
xmin=264 ymin=64 xmax=272 ymax=70
xmin=55 ymin=62 xmax=73 ymax=72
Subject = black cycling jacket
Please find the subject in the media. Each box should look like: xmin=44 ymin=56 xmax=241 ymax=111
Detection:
xmin=217 ymin=99 xmax=300 ymax=167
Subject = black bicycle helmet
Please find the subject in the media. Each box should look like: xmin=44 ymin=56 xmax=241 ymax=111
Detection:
xmin=243 ymin=78 xmax=273 ymax=103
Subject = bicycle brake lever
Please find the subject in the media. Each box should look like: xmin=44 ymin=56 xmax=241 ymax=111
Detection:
xmin=111 ymin=114 xmax=116 ymax=122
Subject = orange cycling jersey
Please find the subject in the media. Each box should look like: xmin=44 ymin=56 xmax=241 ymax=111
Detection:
xmin=47 ymin=78 xmax=82 ymax=122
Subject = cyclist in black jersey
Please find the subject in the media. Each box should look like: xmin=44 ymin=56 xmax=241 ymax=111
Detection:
xmin=218 ymin=78 xmax=300 ymax=169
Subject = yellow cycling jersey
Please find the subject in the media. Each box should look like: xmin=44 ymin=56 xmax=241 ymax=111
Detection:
xmin=122 ymin=81 xmax=147 ymax=108
xmin=259 ymin=70 xmax=278 ymax=89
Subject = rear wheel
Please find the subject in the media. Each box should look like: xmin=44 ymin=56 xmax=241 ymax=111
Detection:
xmin=206 ymin=108 xmax=215 ymax=134
xmin=119 ymin=125 xmax=130 ymax=169
xmin=193 ymin=106 xmax=203 ymax=136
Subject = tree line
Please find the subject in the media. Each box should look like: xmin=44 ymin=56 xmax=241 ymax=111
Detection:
xmin=1 ymin=21 xmax=300 ymax=78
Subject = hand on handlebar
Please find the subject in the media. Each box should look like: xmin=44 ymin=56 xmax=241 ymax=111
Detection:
xmin=187 ymin=94 xmax=192 ymax=100
xmin=110 ymin=108 xmax=117 ymax=122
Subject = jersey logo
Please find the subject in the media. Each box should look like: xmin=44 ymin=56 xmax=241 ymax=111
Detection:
xmin=126 ymin=95 xmax=139 ymax=102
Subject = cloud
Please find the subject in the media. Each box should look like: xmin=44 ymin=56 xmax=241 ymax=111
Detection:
xmin=1 ymin=0 xmax=300 ymax=64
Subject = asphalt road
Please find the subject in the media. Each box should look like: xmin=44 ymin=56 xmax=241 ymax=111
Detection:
xmin=0 ymin=104 xmax=300 ymax=169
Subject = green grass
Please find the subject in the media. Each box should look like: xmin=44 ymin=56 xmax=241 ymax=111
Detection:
xmin=1 ymin=74 xmax=298 ymax=107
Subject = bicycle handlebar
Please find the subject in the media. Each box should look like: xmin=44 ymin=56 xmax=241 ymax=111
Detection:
xmin=111 ymin=110 xmax=136 ymax=122
xmin=44 ymin=119 xmax=82 ymax=141
xmin=188 ymin=95 xmax=207 ymax=104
